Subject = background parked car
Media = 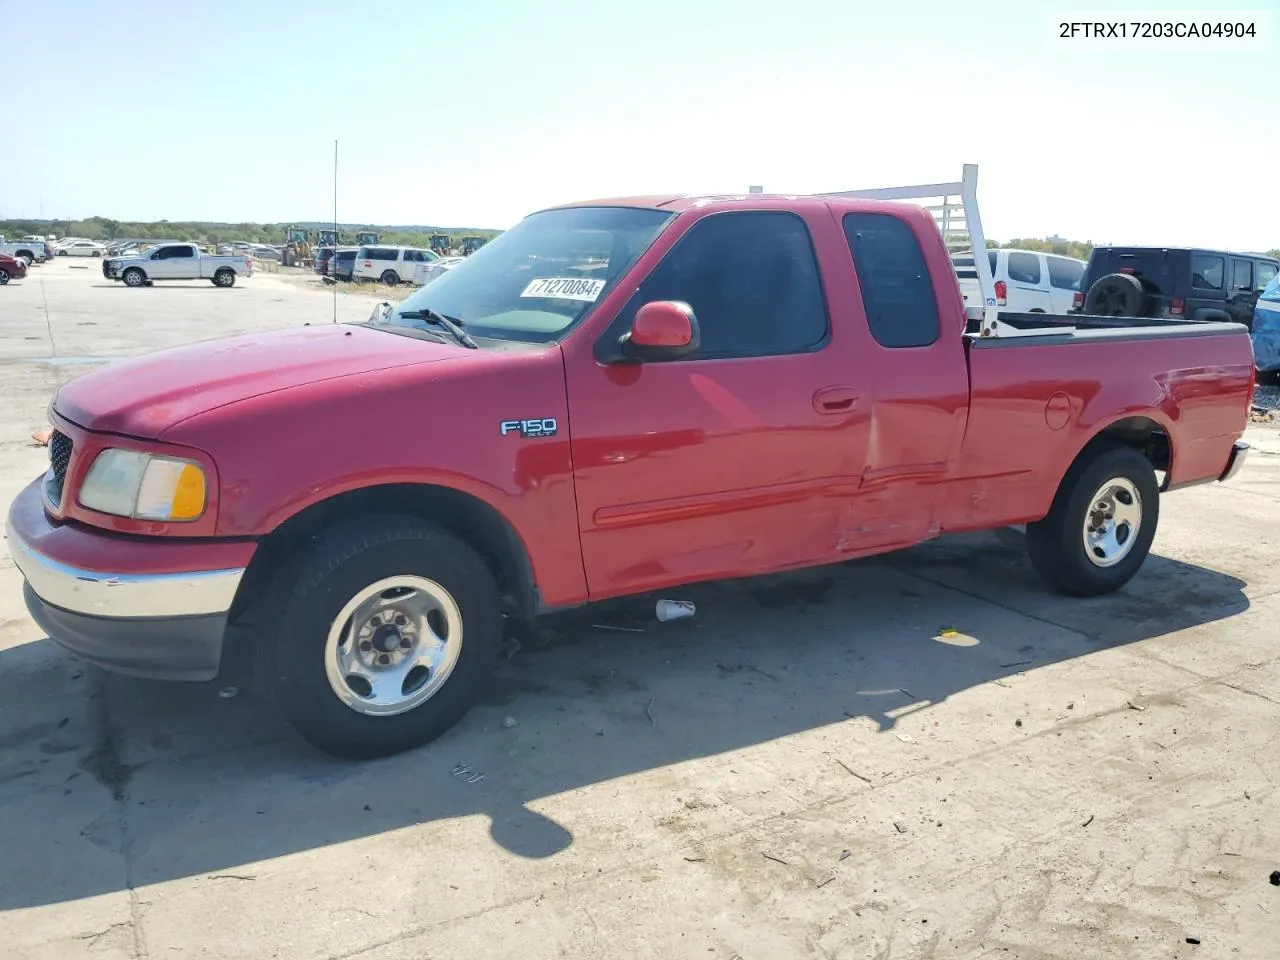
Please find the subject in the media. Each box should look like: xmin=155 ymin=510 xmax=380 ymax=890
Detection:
xmin=328 ymin=248 xmax=357 ymax=281
xmin=413 ymin=255 xmax=463 ymax=286
xmin=56 ymin=240 xmax=107 ymax=257
xmin=1075 ymin=246 xmax=1279 ymax=325
xmin=1252 ymin=271 xmax=1280 ymax=378
xmin=352 ymin=245 xmax=437 ymax=285
xmin=313 ymin=246 xmax=336 ymax=275
xmin=953 ymin=249 xmax=1085 ymax=314
xmin=0 ymin=252 xmax=29 ymax=284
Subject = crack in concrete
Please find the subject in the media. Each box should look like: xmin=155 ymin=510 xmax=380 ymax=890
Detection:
xmin=83 ymin=675 xmax=149 ymax=959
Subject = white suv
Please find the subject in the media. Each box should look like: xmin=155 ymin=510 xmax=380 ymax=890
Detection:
xmin=953 ymin=249 xmax=1086 ymax=314
xmin=352 ymin=246 xmax=438 ymax=285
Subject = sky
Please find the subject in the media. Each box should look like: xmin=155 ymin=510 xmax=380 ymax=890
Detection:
xmin=1 ymin=0 xmax=1276 ymax=249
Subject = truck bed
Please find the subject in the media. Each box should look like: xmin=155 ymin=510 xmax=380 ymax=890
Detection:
xmin=965 ymin=310 xmax=1246 ymax=341
xmin=944 ymin=315 xmax=1255 ymax=533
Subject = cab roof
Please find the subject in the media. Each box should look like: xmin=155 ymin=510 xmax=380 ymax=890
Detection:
xmin=538 ymin=193 xmax=911 ymax=215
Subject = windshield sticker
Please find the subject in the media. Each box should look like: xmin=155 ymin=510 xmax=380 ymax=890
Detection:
xmin=520 ymin=277 xmax=606 ymax=302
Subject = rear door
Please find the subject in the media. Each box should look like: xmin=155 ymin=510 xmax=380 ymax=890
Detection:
xmin=838 ymin=210 xmax=970 ymax=549
xmin=1227 ymin=257 xmax=1258 ymax=326
xmin=1004 ymin=251 xmax=1053 ymax=312
xmin=1189 ymin=252 xmax=1229 ymax=320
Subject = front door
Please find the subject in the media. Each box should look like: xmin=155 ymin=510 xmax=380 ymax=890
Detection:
xmin=565 ymin=207 xmax=872 ymax=599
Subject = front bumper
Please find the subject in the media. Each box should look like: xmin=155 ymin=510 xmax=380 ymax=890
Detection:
xmin=102 ymin=260 xmax=120 ymax=279
xmin=6 ymin=479 xmax=253 ymax=680
xmin=1219 ymin=441 xmax=1249 ymax=483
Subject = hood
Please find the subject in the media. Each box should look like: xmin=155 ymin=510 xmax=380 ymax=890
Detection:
xmin=55 ymin=324 xmax=466 ymax=437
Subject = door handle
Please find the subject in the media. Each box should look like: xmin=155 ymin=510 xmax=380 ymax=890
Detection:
xmin=813 ymin=387 xmax=862 ymax=414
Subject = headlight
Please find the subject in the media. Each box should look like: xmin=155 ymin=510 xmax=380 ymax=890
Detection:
xmin=78 ymin=449 xmax=207 ymax=521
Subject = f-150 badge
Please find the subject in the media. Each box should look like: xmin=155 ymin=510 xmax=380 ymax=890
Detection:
xmin=500 ymin=418 xmax=558 ymax=438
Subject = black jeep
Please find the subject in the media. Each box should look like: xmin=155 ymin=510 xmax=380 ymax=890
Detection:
xmin=1075 ymin=246 xmax=1278 ymax=327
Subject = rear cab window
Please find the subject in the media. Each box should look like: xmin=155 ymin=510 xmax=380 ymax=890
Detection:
xmin=842 ymin=213 xmax=940 ymax=348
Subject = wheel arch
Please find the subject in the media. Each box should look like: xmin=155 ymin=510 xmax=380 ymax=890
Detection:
xmin=1066 ymin=412 xmax=1174 ymax=489
xmin=229 ymin=481 xmax=540 ymax=624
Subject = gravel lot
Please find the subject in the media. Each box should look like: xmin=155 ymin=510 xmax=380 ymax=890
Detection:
xmin=2 ymin=260 xmax=1279 ymax=960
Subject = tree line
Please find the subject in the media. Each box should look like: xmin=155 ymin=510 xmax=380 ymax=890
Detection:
xmin=4 ymin=216 xmax=1276 ymax=263
xmin=0 ymin=216 xmax=500 ymax=248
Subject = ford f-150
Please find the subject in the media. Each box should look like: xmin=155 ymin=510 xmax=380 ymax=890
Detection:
xmin=102 ymin=243 xmax=252 ymax=287
xmin=7 ymin=169 xmax=1255 ymax=758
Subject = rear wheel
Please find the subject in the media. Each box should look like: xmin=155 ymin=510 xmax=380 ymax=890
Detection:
xmin=1026 ymin=444 xmax=1159 ymax=596
xmin=0 ymin=269 xmax=9 ymax=285
xmin=122 ymin=267 xmax=145 ymax=287
xmin=380 ymin=270 xmax=400 ymax=286
xmin=256 ymin=516 xmax=502 ymax=758
xmin=213 ymin=268 xmax=236 ymax=287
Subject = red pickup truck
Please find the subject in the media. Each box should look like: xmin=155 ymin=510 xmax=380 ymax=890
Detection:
xmin=7 ymin=193 xmax=1255 ymax=758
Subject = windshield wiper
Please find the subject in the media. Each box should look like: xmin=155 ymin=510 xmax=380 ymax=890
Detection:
xmin=393 ymin=306 xmax=478 ymax=349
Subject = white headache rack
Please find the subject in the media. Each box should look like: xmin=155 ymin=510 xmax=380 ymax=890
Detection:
xmin=807 ymin=164 xmax=1064 ymax=339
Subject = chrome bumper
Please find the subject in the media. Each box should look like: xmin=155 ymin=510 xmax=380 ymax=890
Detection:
xmin=1219 ymin=441 xmax=1250 ymax=483
xmin=6 ymin=513 xmax=244 ymax=619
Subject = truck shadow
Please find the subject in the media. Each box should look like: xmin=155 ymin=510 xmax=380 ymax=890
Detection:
xmin=0 ymin=528 xmax=1250 ymax=909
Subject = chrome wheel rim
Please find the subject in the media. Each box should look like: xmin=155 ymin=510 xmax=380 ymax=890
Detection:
xmin=1082 ymin=477 xmax=1142 ymax=568
xmin=324 ymin=575 xmax=463 ymax=716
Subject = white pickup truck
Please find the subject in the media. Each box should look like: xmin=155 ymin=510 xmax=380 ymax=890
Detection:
xmin=0 ymin=235 xmax=52 ymax=265
xmin=102 ymin=243 xmax=252 ymax=288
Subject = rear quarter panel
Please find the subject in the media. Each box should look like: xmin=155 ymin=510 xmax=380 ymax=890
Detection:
xmin=943 ymin=329 xmax=1254 ymax=530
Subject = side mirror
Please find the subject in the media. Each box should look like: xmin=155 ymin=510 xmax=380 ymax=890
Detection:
xmin=619 ymin=301 xmax=699 ymax=362
xmin=150 ymin=251 xmax=161 ymax=260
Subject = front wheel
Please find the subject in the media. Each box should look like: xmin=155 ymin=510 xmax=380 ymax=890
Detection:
xmin=1026 ymin=444 xmax=1159 ymax=596
xmin=122 ymin=267 xmax=145 ymax=287
xmin=256 ymin=516 xmax=502 ymax=758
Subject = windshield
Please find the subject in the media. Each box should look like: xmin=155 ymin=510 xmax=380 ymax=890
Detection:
xmin=386 ymin=206 xmax=673 ymax=342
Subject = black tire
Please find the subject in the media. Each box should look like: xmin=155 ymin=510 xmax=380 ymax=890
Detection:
xmin=1083 ymin=273 xmax=1146 ymax=317
xmin=1026 ymin=444 xmax=1159 ymax=597
xmin=91 ymin=250 xmax=100 ymax=257
xmin=379 ymin=270 xmax=400 ymax=286
xmin=122 ymin=267 xmax=146 ymax=287
xmin=56 ymin=249 xmax=67 ymax=257
xmin=213 ymin=268 xmax=236 ymax=287
xmin=255 ymin=515 xmax=502 ymax=759
xmin=0 ymin=269 xmax=9 ymax=285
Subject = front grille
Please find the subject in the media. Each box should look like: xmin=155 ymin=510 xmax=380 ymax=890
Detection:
xmin=45 ymin=430 xmax=73 ymax=507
